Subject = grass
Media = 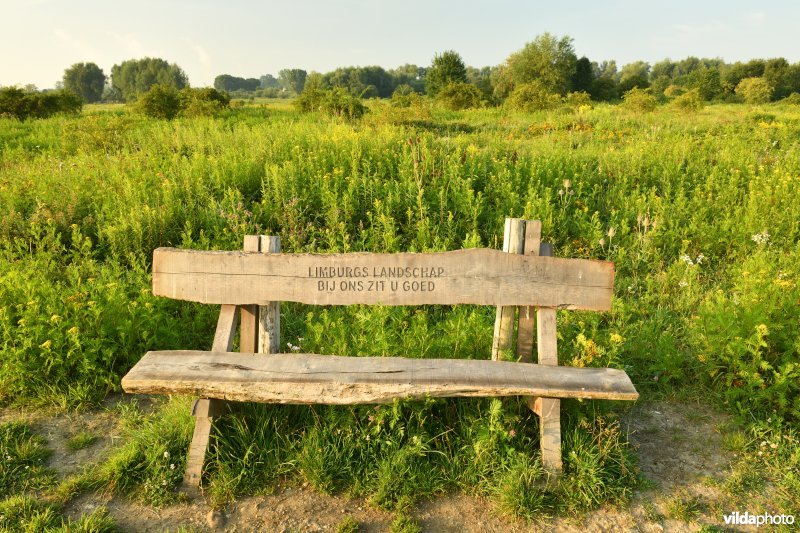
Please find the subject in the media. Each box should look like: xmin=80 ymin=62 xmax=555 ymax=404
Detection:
xmin=67 ymin=430 xmax=97 ymax=451
xmin=0 ymin=421 xmax=55 ymax=494
xmin=1 ymin=98 xmax=799 ymax=520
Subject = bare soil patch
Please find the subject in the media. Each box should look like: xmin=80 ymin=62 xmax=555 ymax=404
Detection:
xmin=3 ymin=399 xmax=744 ymax=532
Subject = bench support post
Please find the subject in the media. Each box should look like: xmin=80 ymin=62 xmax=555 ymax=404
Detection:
xmin=492 ymin=218 xmax=562 ymax=475
xmin=532 ymin=243 xmax=562 ymax=474
xmin=182 ymin=304 xmax=239 ymax=494
xmin=181 ymin=234 xmax=281 ymax=496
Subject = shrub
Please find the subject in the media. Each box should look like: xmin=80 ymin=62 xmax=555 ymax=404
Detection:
xmin=0 ymin=87 xmax=82 ymax=121
xmin=295 ymin=87 xmax=367 ymax=119
xmin=621 ymin=87 xmax=657 ymax=113
xmin=663 ymin=84 xmax=686 ymax=99
xmin=735 ymin=77 xmax=773 ymax=104
xmin=670 ymin=88 xmax=704 ymax=112
xmin=133 ymin=84 xmax=181 ymax=119
xmin=435 ymin=82 xmax=482 ymax=110
xmin=781 ymin=92 xmax=800 ymax=105
xmin=179 ymin=87 xmax=230 ymax=117
xmin=390 ymin=84 xmax=419 ymax=108
xmin=563 ymin=91 xmax=592 ymax=110
xmin=506 ymin=81 xmax=560 ymax=112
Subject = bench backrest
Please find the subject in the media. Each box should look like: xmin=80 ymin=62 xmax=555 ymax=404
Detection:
xmin=152 ymin=247 xmax=614 ymax=311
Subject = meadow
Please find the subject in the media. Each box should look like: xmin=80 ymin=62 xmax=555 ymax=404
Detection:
xmin=0 ymin=99 xmax=798 ymax=528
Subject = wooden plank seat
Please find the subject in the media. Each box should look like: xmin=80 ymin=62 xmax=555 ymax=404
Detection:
xmin=122 ymin=351 xmax=639 ymax=404
xmin=121 ymin=219 xmax=639 ymax=495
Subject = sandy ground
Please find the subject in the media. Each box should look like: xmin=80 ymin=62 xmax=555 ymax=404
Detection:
xmin=3 ymin=399 xmax=750 ymax=532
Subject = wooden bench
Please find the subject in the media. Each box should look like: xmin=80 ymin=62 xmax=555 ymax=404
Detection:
xmin=121 ymin=218 xmax=638 ymax=494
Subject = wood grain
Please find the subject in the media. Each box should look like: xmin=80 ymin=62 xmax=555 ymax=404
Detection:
xmin=152 ymin=247 xmax=614 ymax=310
xmin=515 ymin=221 xmax=543 ymax=362
xmin=122 ymin=351 xmax=639 ymax=404
xmin=258 ymin=236 xmax=281 ymax=354
xmin=492 ymin=218 xmax=526 ymax=361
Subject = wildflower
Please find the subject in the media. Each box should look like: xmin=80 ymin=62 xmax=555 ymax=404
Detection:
xmin=607 ymin=227 xmax=616 ymax=238
xmin=770 ymin=443 xmax=778 ymax=449
xmin=67 ymin=326 xmax=79 ymax=335
xmin=610 ymin=333 xmax=624 ymax=344
xmin=760 ymin=441 xmax=767 ymax=447
xmin=756 ymin=324 xmax=769 ymax=337
xmin=680 ymin=254 xmax=694 ymax=266
xmin=598 ymin=238 xmax=605 ymax=246
xmin=695 ymin=253 xmax=705 ymax=264
xmin=563 ymin=179 xmax=571 ymax=189
xmin=170 ymin=464 xmax=176 ymax=470
xmin=509 ymin=429 xmax=517 ymax=437
xmin=751 ymin=231 xmax=770 ymax=245
xmin=163 ymin=451 xmax=170 ymax=459
xmin=39 ymin=340 xmax=52 ymax=349
xmin=679 ymin=281 xmax=688 ymax=288
xmin=50 ymin=314 xmax=61 ymax=323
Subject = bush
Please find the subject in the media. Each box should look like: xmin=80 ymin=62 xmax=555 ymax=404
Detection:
xmin=506 ymin=81 xmax=560 ymax=112
xmin=563 ymin=91 xmax=592 ymax=110
xmin=621 ymin=87 xmax=657 ymax=113
xmin=781 ymin=92 xmax=800 ymax=105
xmin=179 ymin=87 xmax=230 ymax=117
xmin=735 ymin=77 xmax=773 ymax=104
xmin=390 ymin=84 xmax=419 ymax=108
xmin=670 ymin=88 xmax=704 ymax=112
xmin=663 ymin=84 xmax=686 ymax=99
xmin=0 ymin=87 xmax=82 ymax=121
xmin=295 ymin=87 xmax=367 ymax=119
xmin=133 ymin=84 xmax=181 ymax=119
xmin=133 ymin=85 xmax=230 ymax=119
xmin=435 ymin=82 xmax=482 ymax=110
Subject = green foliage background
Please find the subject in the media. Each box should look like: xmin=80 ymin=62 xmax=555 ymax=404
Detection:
xmin=1 ymin=100 xmax=799 ymax=515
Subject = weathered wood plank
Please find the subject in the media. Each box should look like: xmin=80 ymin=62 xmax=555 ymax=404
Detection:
xmin=515 ymin=222 xmax=543 ymax=362
xmin=211 ymin=305 xmax=239 ymax=352
xmin=258 ymin=236 xmax=281 ymax=354
xmin=152 ymin=248 xmax=614 ymax=310
xmin=122 ymin=351 xmax=639 ymax=404
xmin=535 ymin=242 xmax=562 ymax=473
xmin=492 ymin=218 xmax=526 ymax=361
xmin=239 ymin=236 xmax=261 ymax=353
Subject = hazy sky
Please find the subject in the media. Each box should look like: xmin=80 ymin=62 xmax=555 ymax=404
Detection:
xmin=2 ymin=0 xmax=799 ymax=89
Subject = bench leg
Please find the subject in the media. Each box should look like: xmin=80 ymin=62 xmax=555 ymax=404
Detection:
xmin=530 ymin=397 xmax=562 ymax=473
xmin=182 ymin=398 xmax=226 ymax=495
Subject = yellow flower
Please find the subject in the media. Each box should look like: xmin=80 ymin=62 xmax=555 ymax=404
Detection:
xmin=610 ymin=333 xmax=624 ymax=344
xmin=67 ymin=326 xmax=79 ymax=335
xmin=40 ymin=340 xmax=52 ymax=349
xmin=50 ymin=314 xmax=61 ymax=323
xmin=756 ymin=324 xmax=769 ymax=337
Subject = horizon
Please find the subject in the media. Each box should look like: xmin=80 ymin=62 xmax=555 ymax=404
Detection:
xmin=2 ymin=0 xmax=800 ymax=89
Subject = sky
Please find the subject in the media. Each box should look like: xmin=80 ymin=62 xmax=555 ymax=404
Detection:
xmin=2 ymin=0 xmax=799 ymax=89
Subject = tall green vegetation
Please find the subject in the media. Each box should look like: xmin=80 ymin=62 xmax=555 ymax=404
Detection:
xmin=213 ymin=74 xmax=260 ymax=92
xmin=425 ymin=50 xmax=468 ymax=96
xmin=278 ymin=68 xmax=308 ymax=94
xmin=110 ymin=57 xmax=188 ymax=102
xmin=494 ymin=33 xmax=577 ymax=98
xmin=735 ymin=77 xmax=773 ymax=104
xmin=62 ymin=62 xmax=106 ymax=103
xmin=0 ymin=87 xmax=82 ymax=120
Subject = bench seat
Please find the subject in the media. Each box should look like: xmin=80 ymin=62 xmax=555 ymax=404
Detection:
xmin=121 ymin=350 xmax=638 ymax=405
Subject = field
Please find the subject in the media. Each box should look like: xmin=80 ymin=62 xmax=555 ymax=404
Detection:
xmin=1 ymin=99 xmax=799 ymax=530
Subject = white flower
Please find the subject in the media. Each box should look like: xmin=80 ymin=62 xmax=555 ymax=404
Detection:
xmin=695 ymin=253 xmax=705 ymax=264
xmin=679 ymin=281 xmax=689 ymax=288
xmin=680 ymin=254 xmax=694 ymax=266
xmin=163 ymin=451 xmax=170 ymax=459
xmin=752 ymin=231 xmax=770 ymax=245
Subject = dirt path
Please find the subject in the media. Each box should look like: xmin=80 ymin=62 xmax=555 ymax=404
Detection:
xmin=3 ymin=400 xmax=744 ymax=532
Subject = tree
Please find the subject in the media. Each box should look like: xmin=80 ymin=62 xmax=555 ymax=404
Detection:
xmin=688 ymin=67 xmax=722 ymax=101
xmin=62 ymin=62 xmax=106 ymax=103
xmin=213 ymin=75 xmax=260 ymax=92
xmin=0 ymin=87 xmax=82 ymax=120
xmin=571 ymin=57 xmax=594 ymax=93
xmin=618 ymin=61 xmax=650 ymax=93
xmin=502 ymin=33 xmax=577 ymax=95
xmin=111 ymin=58 xmax=188 ymax=101
xmin=735 ymin=77 xmax=772 ymax=104
xmin=278 ymin=69 xmax=307 ymax=94
xmin=260 ymin=74 xmax=280 ymax=89
xmin=426 ymin=50 xmax=467 ymax=96
xmin=436 ymin=82 xmax=482 ymax=110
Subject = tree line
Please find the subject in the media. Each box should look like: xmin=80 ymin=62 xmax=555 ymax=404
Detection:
xmin=4 ymin=32 xmax=800 ymax=117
